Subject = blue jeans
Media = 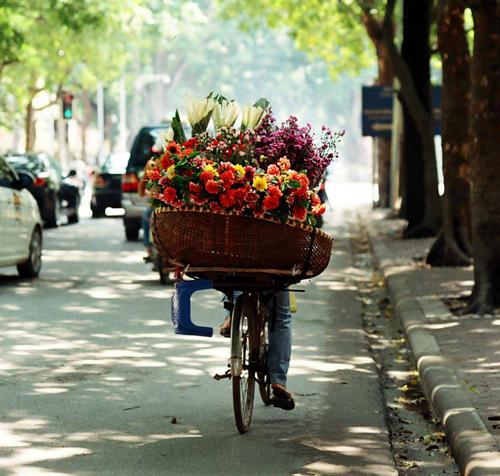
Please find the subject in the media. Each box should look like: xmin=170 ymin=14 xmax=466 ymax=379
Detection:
xmin=226 ymin=290 xmax=292 ymax=387
xmin=142 ymin=206 xmax=153 ymax=247
xmin=267 ymin=290 xmax=292 ymax=387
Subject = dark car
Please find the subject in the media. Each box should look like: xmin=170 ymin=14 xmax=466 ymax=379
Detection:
xmin=91 ymin=152 xmax=130 ymax=217
xmin=121 ymin=126 xmax=168 ymax=240
xmin=4 ymin=152 xmax=81 ymax=227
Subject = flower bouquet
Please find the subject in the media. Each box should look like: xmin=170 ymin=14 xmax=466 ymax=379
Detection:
xmin=149 ymin=94 xmax=342 ymax=282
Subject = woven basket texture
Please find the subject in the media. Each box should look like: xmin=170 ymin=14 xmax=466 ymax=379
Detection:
xmin=152 ymin=208 xmax=333 ymax=279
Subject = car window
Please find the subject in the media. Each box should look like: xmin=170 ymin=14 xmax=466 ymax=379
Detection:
xmin=0 ymin=157 xmax=18 ymax=188
xmin=128 ymin=127 xmax=168 ymax=171
xmin=5 ymin=154 xmax=42 ymax=175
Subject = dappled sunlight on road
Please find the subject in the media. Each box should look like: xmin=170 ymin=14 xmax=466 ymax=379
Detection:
xmin=0 ymin=211 xmax=400 ymax=475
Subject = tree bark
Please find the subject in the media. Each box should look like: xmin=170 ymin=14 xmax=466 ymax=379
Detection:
xmin=398 ymin=0 xmax=441 ymax=237
xmin=25 ymin=97 xmax=36 ymax=152
xmin=362 ymin=12 xmax=394 ymax=208
xmin=465 ymin=1 xmax=500 ymax=313
xmin=427 ymin=0 xmax=472 ymax=266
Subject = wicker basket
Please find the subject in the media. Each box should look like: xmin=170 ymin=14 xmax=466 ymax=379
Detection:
xmin=152 ymin=207 xmax=333 ymax=282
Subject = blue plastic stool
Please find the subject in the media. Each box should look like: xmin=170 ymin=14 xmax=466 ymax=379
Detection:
xmin=171 ymin=279 xmax=214 ymax=337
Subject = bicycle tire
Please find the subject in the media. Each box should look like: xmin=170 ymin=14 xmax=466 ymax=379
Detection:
xmin=231 ymin=294 xmax=256 ymax=434
xmin=256 ymin=300 xmax=272 ymax=405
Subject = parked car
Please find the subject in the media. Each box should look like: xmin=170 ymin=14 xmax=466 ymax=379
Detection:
xmin=122 ymin=126 xmax=168 ymax=241
xmin=91 ymin=152 xmax=130 ymax=217
xmin=0 ymin=156 xmax=43 ymax=278
xmin=3 ymin=153 xmax=81 ymax=227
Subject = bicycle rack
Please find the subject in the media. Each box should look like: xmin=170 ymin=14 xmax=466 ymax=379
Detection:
xmin=171 ymin=279 xmax=214 ymax=337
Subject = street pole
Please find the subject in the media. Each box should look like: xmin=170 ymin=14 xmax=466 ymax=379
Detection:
xmin=57 ymin=95 xmax=68 ymax=170
xmin=118 ymin=78 xmax=127 ymax=152
xmin=97 ymin=82 xmax=105 ymax=166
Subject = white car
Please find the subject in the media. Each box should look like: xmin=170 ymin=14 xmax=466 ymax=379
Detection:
xmin=0 ymin=156 xmax=43 ymax=278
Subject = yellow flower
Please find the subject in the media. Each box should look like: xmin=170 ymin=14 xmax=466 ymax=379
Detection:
xmin=253 ymin=175 xmax=268 ymax=192
xmin=166 ymin=165 xmax=176 ymax=179
xmin=234 ymin=164 xmax=245 ymax=177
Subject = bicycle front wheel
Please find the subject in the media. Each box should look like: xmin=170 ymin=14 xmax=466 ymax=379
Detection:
xmin=230 ymin=295 xmax=256 ymax=434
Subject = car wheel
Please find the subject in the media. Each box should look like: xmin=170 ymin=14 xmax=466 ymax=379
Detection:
xmin=125 ymin=222 xmax=140 ymax=241
xmin=45 ymin=194 xmax=60 ymax=228
xmin=68 ymin=195 xmax=80 ymax=224
xmin=17 ymin=228 xmax=42 ymax=278
xmin=91 ymin=206 xmax=105 ymax=218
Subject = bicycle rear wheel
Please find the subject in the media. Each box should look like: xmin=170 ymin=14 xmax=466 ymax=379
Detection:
xmin=231 ymin=294 xmax=256 ymax=433
xmin=256 ymin=302 xmax=272 ymax=406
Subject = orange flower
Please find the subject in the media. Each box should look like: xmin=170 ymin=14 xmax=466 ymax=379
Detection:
xmin=166 ymin=141 xmax=181 ymax=155
xmin=267 ymin=164 xmax=280 ymax=176
xmin=312 ymin=203 xmax=326 ymax=216
xmin=147 ymin=168 xmax=161 ymax=181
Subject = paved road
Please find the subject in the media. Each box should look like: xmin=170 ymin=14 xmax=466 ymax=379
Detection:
xmin=0 ymin=187 xmax=398 ymax=475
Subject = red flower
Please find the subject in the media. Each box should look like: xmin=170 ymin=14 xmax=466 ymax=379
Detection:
xmin=189 ymin=182 xmax=201 ymax=194
xmin=245 ymin=190 xmax=259 ymax=208
xmin=244 ymin=166 xmax=255 ymax=181
xmin=292 ymin=205 xmax=308 ymax=221
xmin=233 ymin=187 xmax=247 ymax=205
xmin=166 ymin=141 xmax=181 ymax=155
xmin=205 ymin=179 xmax=220 ymax=194
xmin=267 ymin=164 xmax=280 ymax=176
xmin=200 ymin=170 xmax=215 ymax=182
xmin=263 ymin=195 xmax=280 ymax=210
xmin=268 ymin=185 xmax=282 ymax=198
xmin=209 ymin=202 xmax=222 ymax=213
xmin=183 ymin=137 xmax=198 ymax=149
xmin=161 ymin=153 xmax=174 ymax=169
xmin=220 ymin=170 xmax=235 ymax=188
xmin=219 ymin=190 xmax=236 ymax=208
xmin=163 ymin=187 xmax=177 ymax=204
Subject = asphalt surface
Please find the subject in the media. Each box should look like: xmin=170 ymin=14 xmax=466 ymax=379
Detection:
xmin=0 ymin=186 xmax=399 ymax=475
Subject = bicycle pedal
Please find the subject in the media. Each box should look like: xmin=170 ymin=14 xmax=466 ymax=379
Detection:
xmin=213 ymin=370 xmax=231 ymax=381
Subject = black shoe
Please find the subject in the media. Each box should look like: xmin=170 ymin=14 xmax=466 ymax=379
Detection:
xmin=271 ymin=386 xmax=295 ymax=411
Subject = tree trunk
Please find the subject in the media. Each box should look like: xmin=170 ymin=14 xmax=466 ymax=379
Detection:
xmin=427 ymin=0 xmax=471 ymax=266
xmin=465 ymin=1 xmax=500 ymax=313
xmin=399 ymin=0 xmax=441 ymax=237
xmin=362 ymin=13 xmax=394 ymax=208
xmin=25 ymin=98 xmax=36 ymax=152
xmin=375 ymin=46 xmax=393 ymax=208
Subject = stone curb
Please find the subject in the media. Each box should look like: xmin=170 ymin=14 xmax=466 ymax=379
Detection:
xmin=366 ymin=222 xmax=500 ymax=476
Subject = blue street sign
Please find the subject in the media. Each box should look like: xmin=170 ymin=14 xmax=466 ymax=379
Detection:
xmin=362 ymin=85 xmax=441 ymax=137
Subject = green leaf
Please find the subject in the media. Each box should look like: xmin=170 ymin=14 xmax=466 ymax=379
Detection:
xmin=172 ymin=110 xmax=187 ymax=143
xmin=287 ymin=179 xmax=301 ymax=189
xmin=253 ymin=97 xmax=270 ymax=109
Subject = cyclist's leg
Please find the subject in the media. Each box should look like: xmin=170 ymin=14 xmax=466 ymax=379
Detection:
xmin=142 ymin=206 xmax=153 ymax=256
xmin=266 ymin=290 xmax=292 ymax=388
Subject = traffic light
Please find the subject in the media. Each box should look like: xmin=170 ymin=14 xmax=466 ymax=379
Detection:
xmin=62 ymin=92 xmax=74 ymax=119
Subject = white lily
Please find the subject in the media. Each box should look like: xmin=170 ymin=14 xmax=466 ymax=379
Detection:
xmin=185 ymin=97 xmax=216 ymax=128
xmin=154 ymin=127 xmax=175 ymax=151
xmin=241 ymin=105 xmax=266 ymax=130
xmin=165 ymin=127 xmax=174 ymax=142
xmin=213 ymin=100 xmax=240 ymax=129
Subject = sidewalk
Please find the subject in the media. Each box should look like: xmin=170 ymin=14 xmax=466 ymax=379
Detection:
xmin=364 ymin=210 xmax=500 ymax=476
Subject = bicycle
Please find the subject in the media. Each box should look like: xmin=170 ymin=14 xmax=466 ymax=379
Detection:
xmin=224 ymin=290 xmax=273 ymax=433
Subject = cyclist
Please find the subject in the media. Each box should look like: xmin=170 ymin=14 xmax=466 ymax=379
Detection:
xmin=221 ymin=290 xmax=295 ymax=410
